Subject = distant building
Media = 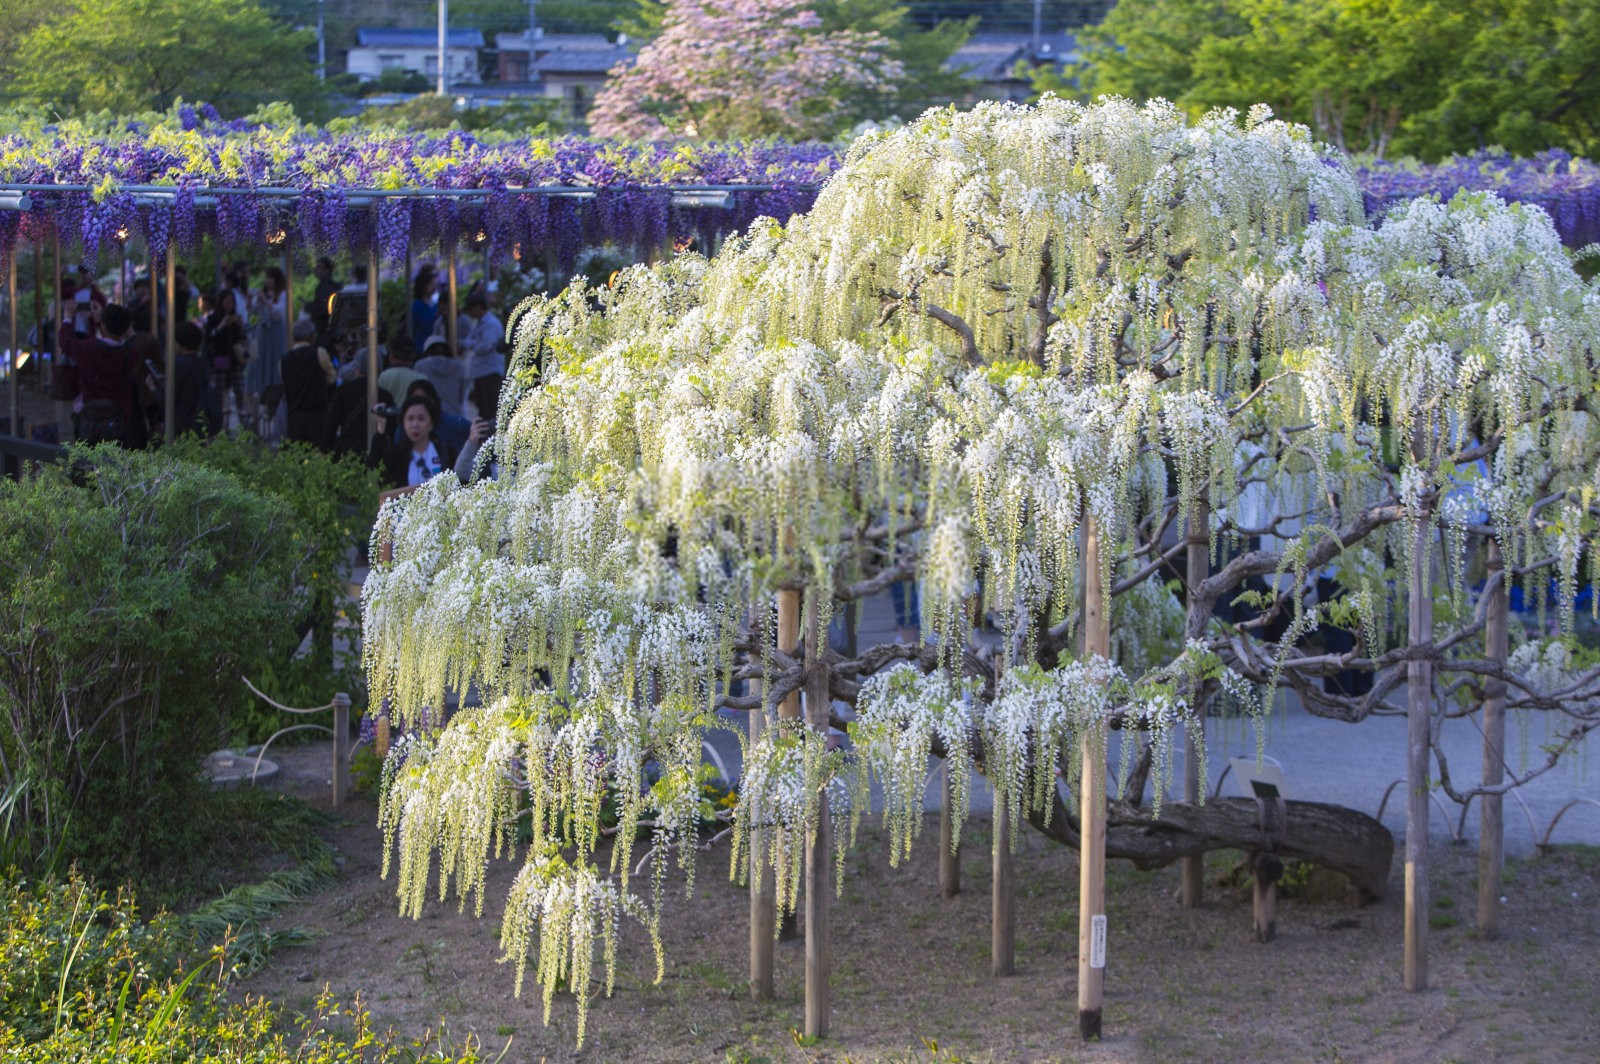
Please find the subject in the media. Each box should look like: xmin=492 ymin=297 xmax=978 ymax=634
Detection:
xmin=494 ymin=30 xmax=632 ymax=123
xmin=347 ymin=27 xmax=486 ymax=86
xmin=945 ymin=32 xmax=1080 ymax=102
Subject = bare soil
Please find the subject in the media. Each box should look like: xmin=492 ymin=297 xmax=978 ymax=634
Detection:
xmin=239 ymin=742 xmax=1600 ymax=1063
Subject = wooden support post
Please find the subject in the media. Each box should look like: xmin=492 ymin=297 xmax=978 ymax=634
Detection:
xmin=1403 ymin=481 xmax=1433 ymax=992
xmin=1078 ymin=512 xmax=1109 ymax=1041
xmin=7 ymin=249 xmax=17 ymax=437
xmin=32 ymin=243 xmax=43 ymax=376
xmin=1477 ymin=538 xmax=1507 ymax=936
xmin=376 ymin=713 xmax=391 ymax=762
xmin=991 ymin=795 xmax=1014 ymax=975
xmin=1180 ymin=493 xmax=1210 ymax=907
xmin=148 ymin=251 xmax=158 ymax=337
xmin=332 ymin=692 xmax=351 ymax=809
xmin=749 ymin=673 xmax=776 ymax=1000
xmin=163 ymin=253 xmax=176 ymax=442
xmin=445 ymin=245 xmax=459 ymax=358
xmin=1251 ymin=853 xmax=1280 ymax=942
xmin=777 ymin=583 xmax=802 ymax=942
xmin=365 ymin=225 xmax=380 ymax=442
xmin=939 ymin=760 xmax=960 ymax=897
xmin=802 ymin=600 xmax=832 ymax=1040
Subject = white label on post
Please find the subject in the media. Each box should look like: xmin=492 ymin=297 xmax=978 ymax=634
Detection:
xmin=1090 ymin=914 xmax=1107 ymax=969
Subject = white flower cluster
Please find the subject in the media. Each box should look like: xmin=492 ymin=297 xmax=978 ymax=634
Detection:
xmin=850 ymin=664 xmax=977 ymax=864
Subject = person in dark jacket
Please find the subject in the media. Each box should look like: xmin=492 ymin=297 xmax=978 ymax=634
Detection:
xmin=368 ymin=393 xmax=457 ymax=489
xmin=169 ymin=321 xmax=214 ymax=438
xmin=281 ymin=319 xmax=334 ymax=448
xmin=70 ymin=303 xmax=144 ymax=446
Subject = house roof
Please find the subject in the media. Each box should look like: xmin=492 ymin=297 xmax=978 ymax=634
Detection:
xmin=356 ymin=27 xmax=485 ymax=49
xmin=531 ymin=47 xmax=631 ymax=75
xmin=494 ymin=31 xmax=613 ymax=53
xmin=945 ymin=32 xmax=1078 ymax=81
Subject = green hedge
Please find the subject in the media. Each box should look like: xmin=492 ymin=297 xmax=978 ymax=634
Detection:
xmin=0 ymin=443 xmax=376 ymax=883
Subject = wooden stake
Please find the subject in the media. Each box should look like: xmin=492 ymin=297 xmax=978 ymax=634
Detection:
xmin=1251 ymin=853 xmax=1279 ymax=942
xmin=802 ymin=590 xmax=831 ymax=1040
xmin=1477 ymin=539 xmax=1507 ymax=936
xmin=777 ymin=582 xmax=802 ymax=942
xmin=365 ymin=222 xmax=380 ymax=442
xmin=1078 ymin=512 xmax=1109 ymax=1041
xmin=1403 ymin=484 xmax=1433 ymax=992
xmin=939 ymin=760 xmax=960 ymax=897
xmin=749 ymin=673 xmax=776 ymax=1000
xmin=331 ymin=692 xmax=351 ymax=809
xmin=1181 ymin=493 xmax=1210 ymax=907
xmin=991 ymin=794 xmax=1014 ymax=975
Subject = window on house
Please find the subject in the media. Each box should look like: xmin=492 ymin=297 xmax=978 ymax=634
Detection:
xmin=378 ymin=53 xmax=405 ymax=70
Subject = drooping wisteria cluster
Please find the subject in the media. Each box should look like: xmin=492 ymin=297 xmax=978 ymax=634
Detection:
xmin=362 ymin=98 xmax=1600 ymax=1046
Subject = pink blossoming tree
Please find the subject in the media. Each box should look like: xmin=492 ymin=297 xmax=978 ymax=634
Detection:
xmin=589 ymin=0 xmax=905 ymax=140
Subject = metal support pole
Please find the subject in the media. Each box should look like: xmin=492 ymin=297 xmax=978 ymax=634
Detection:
xmin=366 ymin=224 xmax=380 ymax=442
xmin=437 ymin=0 xmax=451 ymax=97
xmin=163 ymin=253 xmax=176 ymax=442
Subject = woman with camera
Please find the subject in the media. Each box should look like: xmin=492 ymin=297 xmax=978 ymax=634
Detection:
xmin=367 ymin=392 xmax=458 ymax=490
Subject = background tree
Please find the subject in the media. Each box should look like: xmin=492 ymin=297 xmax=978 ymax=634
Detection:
xmin=589 ymin=0 xmax=905 ymax=139
xmin=10 ymin=0 xmax=324 ymax=119
xmin=1064 ymin=0 xmax=1600 ymax=160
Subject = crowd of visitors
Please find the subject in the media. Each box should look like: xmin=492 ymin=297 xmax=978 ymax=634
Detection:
xmin=38 ymin=254 xmax=510 ymax=490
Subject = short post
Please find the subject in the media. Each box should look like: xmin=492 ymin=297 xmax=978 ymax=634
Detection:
xmin=332 ymin=692 xmax=351 ymax=808
xmin=802 ymin=589 xmax=832 ymax=1040
xmin=376 ymin=712 xmax=391 ymax=762
xmin=1251 ymin=852 xmax=1282 ymax=942
xmin=991 ymin=796 xmax=1014 ymax=976
xmin=1477 ymin=539 xmax=1507 ymax=936
xmin=748 ymin=677 xmax=776 ymax=1000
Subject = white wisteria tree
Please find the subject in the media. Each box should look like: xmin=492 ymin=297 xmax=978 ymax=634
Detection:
xmin=362 ymin=97 xmax=1600 ymax=1047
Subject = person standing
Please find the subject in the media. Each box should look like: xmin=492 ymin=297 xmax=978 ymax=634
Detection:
xmin=413 ymin=338 xmax=466 ymax=416
xmin=202 ymin=289 xmax=247 ymax=432
xmin=410 ymin=265 xmax=439 ymax=344
xmin=281 ymin=319 xmax=334 ymax=448
xmin=246 ymin=266 xmax=289 ymax=438
xmin=458 ymin=292 xmax=504 ymax=387
xmin=69 ymin=303 xmax=144 ymax=446
xmin=307 ymin=256 xmax=339 ymax=344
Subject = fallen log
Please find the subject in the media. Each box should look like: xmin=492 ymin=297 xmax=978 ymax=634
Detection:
xmin=1026 ymin=793 xmax=1394 ymax=902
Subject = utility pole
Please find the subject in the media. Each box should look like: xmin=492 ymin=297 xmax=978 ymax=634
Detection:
xmin=1032 ymin=0 xmax=1044 ymax=57
xmin=437 ymin=0 xmax=450 ymax=96
xmin=528 ymin=0 xmax=538 ymax=38
xmin=316 ymin=0 xmax=326 ymax=81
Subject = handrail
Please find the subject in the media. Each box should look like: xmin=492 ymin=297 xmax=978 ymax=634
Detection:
xmin=240 ymin=676 xmax=352 ymax=808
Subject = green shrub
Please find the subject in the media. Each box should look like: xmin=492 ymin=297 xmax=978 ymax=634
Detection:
xmin=164 ymin=435 xmax=380 ymax=741
xmin=0 ymin=446 xmax=303 ymax=880
xmin=0 ymin=872 xmax=489 ymax=1062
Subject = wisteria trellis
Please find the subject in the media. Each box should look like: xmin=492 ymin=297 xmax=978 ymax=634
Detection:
xmin=6 ymin=104 xmax=1600 ymax=270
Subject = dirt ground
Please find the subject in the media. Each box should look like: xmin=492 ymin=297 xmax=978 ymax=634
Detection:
xmin=239 ymin=742 xmax=1600 ymax=1063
